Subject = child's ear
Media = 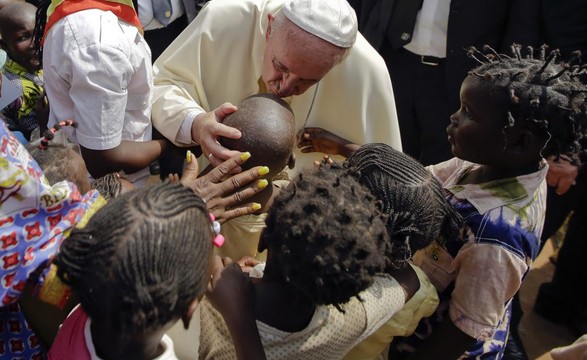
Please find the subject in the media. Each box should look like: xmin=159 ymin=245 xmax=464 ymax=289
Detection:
xmin=287 ymin=153 xmax=296 ymax=169
xmin=181 ymin=297 xmax=201 ymax=330
xmin=506 ymin=128 xmax=540 ymax=157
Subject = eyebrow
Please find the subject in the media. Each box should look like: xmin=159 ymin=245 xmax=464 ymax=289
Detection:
xmin=272 ymin=56 xmax=319 ymax=84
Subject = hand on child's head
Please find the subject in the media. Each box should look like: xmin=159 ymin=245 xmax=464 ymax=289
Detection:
xmin=181 ymin=151 xmax=267 ymax=223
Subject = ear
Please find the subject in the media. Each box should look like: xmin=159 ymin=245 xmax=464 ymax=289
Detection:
xmin=181 ymin=297 xmax=201 ymax=330
xmin=505 ymin=128 xmax=540 ymax=157
xmin=287 ymin=153 xmax=296 ymax=169
xmin=266 ymin=13 xmax=275 ymax=41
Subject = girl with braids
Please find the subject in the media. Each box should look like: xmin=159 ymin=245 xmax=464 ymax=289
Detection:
xmin=341 ymin=143 xmax=462 ymax=360
xmin=48 ymin=183 xmax=267 ymax=360
xmin=388 ymin=46 xmax=587 ymax=360
xmin=200 ymin=164 xmax=411 ymax=360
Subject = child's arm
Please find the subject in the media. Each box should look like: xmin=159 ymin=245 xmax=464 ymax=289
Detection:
xmin=298 ymin=127 xmax=359 ymax=158
xmin=79 ymin=139 xmax=168 ymax=179
xmin=207 ymin=256 xmax=267 ymax=360
xmin=406 ymin=317 xmax=475 ymax=360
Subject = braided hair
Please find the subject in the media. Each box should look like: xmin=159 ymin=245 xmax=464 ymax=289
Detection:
xmin=54 ymin=183 xmax=213 ymax=334
xmin=261 ymin=163 xmax=389 ymax=311
xmin=344 ymin=143 xmax=462 ymax=268
xmin=91 ymin=173 xmax=129 ymax=200
xmin=466 ymin=45 xmax=587 ymax=164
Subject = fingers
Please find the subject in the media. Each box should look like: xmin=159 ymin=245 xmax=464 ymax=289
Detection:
xmin=213 ymin=102 xmax=238 ymax=121
xmin=237 ymin=256 xmax=261 ymax=268
xmin=204 ymin=152 xmax=252 ymax=184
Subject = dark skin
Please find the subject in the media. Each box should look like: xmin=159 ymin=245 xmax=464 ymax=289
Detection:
xmin=244 ymin=238 xmax=419 ymax=334
xmin=297 ymin=127 xmax=359 ymax=158
xmin=208 ymin=257 xmax=268 ymax=360
xmin=18 ymin=152 xmax=269 ymax=359
xmin=407 ymin=76 xmax=546 ymax=360
xmin=80 ymin=139 xmax=169 ymax=179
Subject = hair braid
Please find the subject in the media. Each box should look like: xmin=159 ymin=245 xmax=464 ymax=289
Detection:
xmin=55 ymin=182 xmax=213 ymax=333
xmin=344 ymin=143 xmax=462 ymax=268
xmin=466 ymin=45 xmax=587 ymax=164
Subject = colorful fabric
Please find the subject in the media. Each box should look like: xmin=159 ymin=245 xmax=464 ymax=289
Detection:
xmin=0 ymin=59 xmax=44 ymax=140
xmin=393 ymin=157 xmax=548 ymax=360
xmin=44 ymin=0 xmax=140 ymax=39
xmin=0 ymin=120 xmax=99 ymax=359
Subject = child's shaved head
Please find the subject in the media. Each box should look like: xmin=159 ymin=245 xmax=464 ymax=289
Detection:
xmin=0 ymin=0 xmax=23 ymax=11
xmin=0 ymin=2 xmax=35 ymax=36
xmin=220 ymin=94 xmax=296 ymax=178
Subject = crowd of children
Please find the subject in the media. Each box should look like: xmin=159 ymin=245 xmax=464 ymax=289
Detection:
xmin=1 ymin=0 xmax=587 ymax=358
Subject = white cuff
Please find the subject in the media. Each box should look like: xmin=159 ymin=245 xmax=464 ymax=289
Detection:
xmin=176 ymin=110 xmax=204 ymax=145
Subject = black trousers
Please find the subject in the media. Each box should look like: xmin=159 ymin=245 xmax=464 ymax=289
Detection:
xmin=540 ymin=168 xmax=587 ymax=307
xmin=381 ymin=43 xmax=453 ymax=165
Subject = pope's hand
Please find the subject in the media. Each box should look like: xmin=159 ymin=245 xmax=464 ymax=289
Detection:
xmin=191 ymin=102 xmax=242 ymax=166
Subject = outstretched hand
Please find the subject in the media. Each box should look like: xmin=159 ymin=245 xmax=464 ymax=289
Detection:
xmin=297 ymin=127 xmax=359 ymax=158
xmin=546 ymin=156 xmax=579 ymax=195
xmin=180 ymin=151 xmax=266 ymax=223
xmin=191 ymin=102 xmax=242 ymax=167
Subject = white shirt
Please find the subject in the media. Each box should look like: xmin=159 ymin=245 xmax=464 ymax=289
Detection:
xmin=43 ymin=9 xmax=152 ymax=183
xmin=404 ymin=0 xmax=451 ymax=58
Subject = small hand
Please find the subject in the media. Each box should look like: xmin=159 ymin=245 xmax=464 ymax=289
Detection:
xmin=181 ymin=151 xmax=267 ymax=223
xmin=207 ymin=256 xmax=255 ymax=316
xmin=297 ymin=127 xmax=359 ymax=158
xmin=236 ymin=256 xmax=262 ymax=275
xmin=546 ymin=156 xmax=579 ymax=195
xmin=191 ymin=103 xmax=242 ymax=166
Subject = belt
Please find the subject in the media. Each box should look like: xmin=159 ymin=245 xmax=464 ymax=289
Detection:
xmin=399 ymin=48 xmax=445 ymax=66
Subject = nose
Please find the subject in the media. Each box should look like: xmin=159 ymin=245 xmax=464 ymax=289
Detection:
xmin=449 ymin=112 xmax=458 ymax=126
xmin=278 ymin=76 xmax=299 ymax=97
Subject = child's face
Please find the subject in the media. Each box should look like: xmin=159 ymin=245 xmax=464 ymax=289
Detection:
xmin=447 ymin=76 xmax=508 ymax=165
xmin=1 ymin=13 xmax=39 ymax=72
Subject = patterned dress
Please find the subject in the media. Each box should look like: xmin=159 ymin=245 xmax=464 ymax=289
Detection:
xmin=1 ymin=59 xmax=44 ymax=140
xmin=392 ymin=157 xmax=548 ymax=360
xmin=0 ymin=120 xmax=99 ymax=359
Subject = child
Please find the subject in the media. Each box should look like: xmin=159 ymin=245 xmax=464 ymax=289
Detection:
xmin=200 ymin=164 xmax=410 ymax=360
xmin=26 ymin=120 xmax=92 ymax=195
xmin=389 ymin=46 xmax=587 ymax=360
xmin=48 ymin=183 xmax=267 ymax=360
xmin=341 ymin=143 xmax=462 ymax=360
xmin=0 ymin=1 xmax=46 ymax=143
xmin=214 ymin=93 xmax=296 ymax=261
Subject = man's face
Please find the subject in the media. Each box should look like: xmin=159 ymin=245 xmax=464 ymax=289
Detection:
xmin=261 ymin=15 xmax=341 ymax=98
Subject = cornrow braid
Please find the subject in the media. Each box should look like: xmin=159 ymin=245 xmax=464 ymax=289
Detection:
xmin=344 ymin=143 xmax=462 ymax=269
xmin=261 ymin=163 xmax=389 ymax=311
xmin=54 ymin=182 xmax=213 ymax=334
xmin=39 ymin=120 xmax=77 ymax=149
xmin=91 ymin=173 xmax=126 ymax=200
xmin=465 ymin=45 xmax=587 ymax=164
